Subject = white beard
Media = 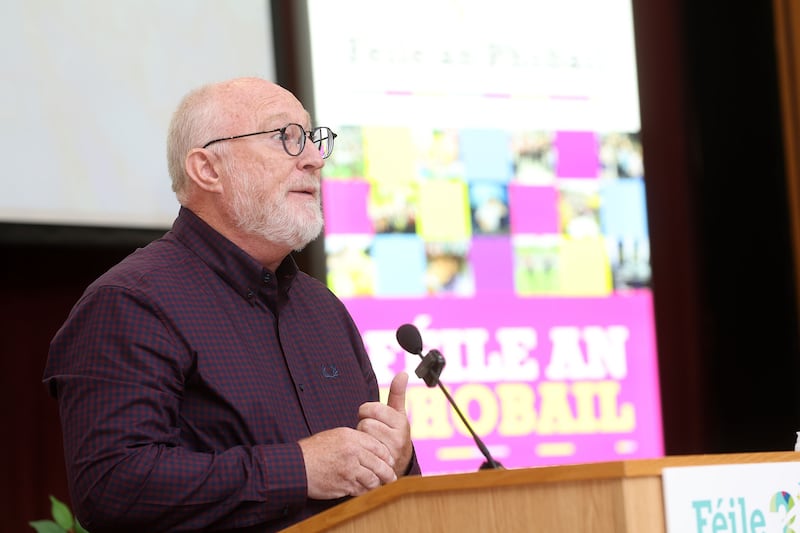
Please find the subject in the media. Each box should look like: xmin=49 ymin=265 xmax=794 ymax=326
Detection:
xmin=227 ymin=165 xmax=324 ymax=252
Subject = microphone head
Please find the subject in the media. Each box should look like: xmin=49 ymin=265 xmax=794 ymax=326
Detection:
xmin=396 ymin=323 xmax=423 ymax=355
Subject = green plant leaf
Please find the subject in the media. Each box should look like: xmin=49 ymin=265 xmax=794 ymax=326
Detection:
xmin=28 ymin=519 xmax=67 ymax=533
xmin=74 ymin=519 xmax=90 ymax=533
xmin=49 ymin=495 xmax=74 ymax=531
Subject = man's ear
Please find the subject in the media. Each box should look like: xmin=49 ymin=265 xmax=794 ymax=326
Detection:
xmin=185 ymin=148 xmax=223 ymax=193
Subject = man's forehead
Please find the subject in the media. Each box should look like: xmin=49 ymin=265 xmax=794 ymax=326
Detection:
xmin=211 ymin=80 xmax=312 ymax=128
xmin=261 ymin=109 xmax=313 ymax=127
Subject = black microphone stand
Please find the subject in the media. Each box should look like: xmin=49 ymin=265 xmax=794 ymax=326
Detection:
xmin=414 ymin=349 xmax=503 ymax=470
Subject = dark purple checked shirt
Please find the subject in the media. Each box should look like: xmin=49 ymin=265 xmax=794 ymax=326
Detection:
xmin=44 ymin=207 xmax=420 ymax=533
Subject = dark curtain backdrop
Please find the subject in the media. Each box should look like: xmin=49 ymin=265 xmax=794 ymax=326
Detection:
xmin=634 ymin=1 xmax=800 ymax=455
xmin=2 ymin=1 xmax=798 ymax=530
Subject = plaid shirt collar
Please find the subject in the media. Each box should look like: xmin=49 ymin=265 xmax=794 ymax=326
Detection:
xmin=171 ymin=206 xmax=299 ymax=302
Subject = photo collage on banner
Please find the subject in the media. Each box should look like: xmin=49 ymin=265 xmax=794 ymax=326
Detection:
xmin=308 ymin=0 xmax=662 ymax=474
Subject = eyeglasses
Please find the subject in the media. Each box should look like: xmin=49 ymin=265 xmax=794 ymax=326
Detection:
xmin=201 ymin=123 xmax=337 ymax=159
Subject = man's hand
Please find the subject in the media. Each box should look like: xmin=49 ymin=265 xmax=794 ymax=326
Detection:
xmin=298 ymin=427 xmax=397 ymax=500
xmin=357 ymin=371 xmax=413 ymax=477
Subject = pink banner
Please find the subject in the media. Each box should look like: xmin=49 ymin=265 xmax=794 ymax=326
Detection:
xmin=343 ymin=290 xmax=663 ymax=474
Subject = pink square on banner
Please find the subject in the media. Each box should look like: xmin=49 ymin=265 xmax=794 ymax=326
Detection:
xmin=508 ymin=183 xmax=559 ymax=234
xmin=470 ymin=236 xmax=514 ymax=294
xmin=322 ymin=179 xmax=374 ymax=235
xmin=555 ymin=131 xmax=599 ymax=178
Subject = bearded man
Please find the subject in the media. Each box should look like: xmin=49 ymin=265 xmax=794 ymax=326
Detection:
xmin=44 ymin=77 xmax=419 ymax=533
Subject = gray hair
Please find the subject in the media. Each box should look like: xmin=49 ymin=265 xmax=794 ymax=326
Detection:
xmin=166 ymin=84 xmax=222 ymax=203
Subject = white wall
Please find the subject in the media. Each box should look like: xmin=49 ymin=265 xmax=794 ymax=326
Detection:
xmin=0 ymin=0 xmax=275 ymax=229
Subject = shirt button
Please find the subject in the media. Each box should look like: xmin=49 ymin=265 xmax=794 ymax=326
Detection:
xmin=282 ymin=505 xmax=290 ymax=516
xmin=262 ymin=273 xmax=271 ymax=284
xmin=298 ymin=383 xmax=305 ymax=392
xmin=246 ymin=289 xmax=255 ymax=299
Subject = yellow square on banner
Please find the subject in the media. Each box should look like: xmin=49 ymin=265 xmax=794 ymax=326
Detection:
xmin=363 ymin=126 xmax=416 ymax=184
xmin=557 ymin=236 xmax=612 ymax=296
xmin=417 ymin=180 xmax=471 ymax=242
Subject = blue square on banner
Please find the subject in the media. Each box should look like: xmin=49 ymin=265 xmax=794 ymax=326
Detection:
xmin=460 ymin=129 xmax=514 ymax=183
xmin=371 ymin=234 xmax=427 ymax=296
xmin=599 ymin=177 xmax=648 ymax=239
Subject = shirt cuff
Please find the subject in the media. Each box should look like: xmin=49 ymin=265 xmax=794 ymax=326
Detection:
xmin=256 ymin=442 xmax=308 ymax=520
xmin=402 ymin=446 xmax=422 ymax=476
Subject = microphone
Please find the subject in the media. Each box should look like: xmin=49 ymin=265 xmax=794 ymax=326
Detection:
xmin=396 ymin=323 xmax=503 ymax=470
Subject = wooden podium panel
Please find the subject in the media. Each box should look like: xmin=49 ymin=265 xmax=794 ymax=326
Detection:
xmin=283 ymin=452 xmax=797 ymax=532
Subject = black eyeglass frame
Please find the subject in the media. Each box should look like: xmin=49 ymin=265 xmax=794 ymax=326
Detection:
xmin=201 ymin=123 xmax=337 ymax=159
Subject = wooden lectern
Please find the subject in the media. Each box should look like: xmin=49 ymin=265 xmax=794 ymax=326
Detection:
xmin=282 ymin=451 xmax=797 ymax=532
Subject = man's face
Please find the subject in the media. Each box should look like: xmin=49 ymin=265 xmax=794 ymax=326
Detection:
xmin=218 ymin=88 xmax=325 ymax=252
